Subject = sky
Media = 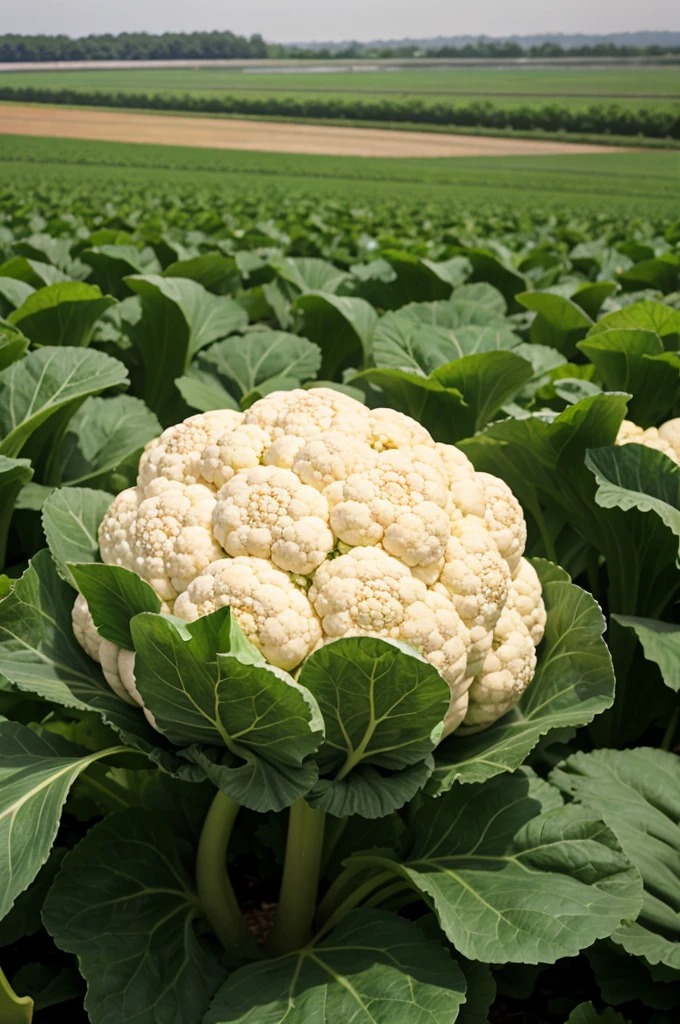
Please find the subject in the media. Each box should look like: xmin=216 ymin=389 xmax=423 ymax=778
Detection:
xmin=4 ymin=0 xmax=679 ymax=43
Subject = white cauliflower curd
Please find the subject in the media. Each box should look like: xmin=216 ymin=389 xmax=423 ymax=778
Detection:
xmin=616 ymin=417 xmax=680 ymax=466
xmin=75 ymin=388 xmax=545 ymax=739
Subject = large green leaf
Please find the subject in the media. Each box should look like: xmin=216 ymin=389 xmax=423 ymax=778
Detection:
xmin=566 ymin=1004 xmax=631 ymax=1024
xmin=456 ymin=248 xmax=526 ymax=309
xmin=552 ymin=748 xmax=680 ymax=970
xmin=70 ymin=563 xmax=161 ymax=650
xmin=0 ymin=257 xmax=70 ymax=289
xmin=130 ymin=607 xmax=323 ymax=811
xmin=578 ymin=328 xmax=680 ymax=426
xmin=0 ymin=551 xmax=187 ymax=774
xmin=352 ymin=772 xmax=642 ymax=964
xmin=612 ymin=615 xmax=680 ymax=692
xmin=80 ymin=244 xmax=160 ymax=297
xmin=517 ymin=291 xmax=593 ymax=356
xmin=199 ymin=330 xmax=321 ymax=398
xmin=382 ymin=251 xmax=462 ymax=303
xmin=0 ymin=347 xmax=129 ymax=483
xmin=43 ymin=808 xmax=226 ymax=1024
xmin=0 ymin=721 xmax=128 ymax=920
xmin=586 ymin=443 xmax=680 ymax=545
xmin=0 ymin=456 xmax=32 ymax=568
xmin=205 ymin=910 xmax=466 ymax=1024
xmin=587 ymin=301 xmax=680 ymax=345
xmin=293 ymin=292 xmax=377 ymax=379
xmin=429 ymin=565 xmax=614 ymax=791
xmin=125 ymin=275 xmax=247 ymax=422
xmin=0 ymin=323 xmax=29 ymax=371
xmin=41 ymin=486 xmax=112 ymax=587
xmin=175 ymin=368 xmax=240 ymax=414
xmin=587 ymin=941 xmax=680 ymax=1012
xmin=59 ymin=394 xmax=160 ymax=489
xmin=463 ymin=395 xmax=679 ymax=744
xmin=372 ymin=311 xmax=519 ymax=375
xmin=356 ymin=350 xmax=532 ymax=443
xmin=298 ymin=637 xmax=450 ymax=817
xmin=0 ymin=277 xmax=34 ymax=315
xmin=163 ymin=253 xmax=239 ymax=294
xmin=271 ymin=256 xmax=351 ymax=295
xmin=7 ymin=282 xmax=116 ymax=348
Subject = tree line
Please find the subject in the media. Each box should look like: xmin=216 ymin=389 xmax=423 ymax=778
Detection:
xmin=0 ymin=31 xmax=678 ymax=63
xmin=1 ymin=84 xmax=677 ymax=138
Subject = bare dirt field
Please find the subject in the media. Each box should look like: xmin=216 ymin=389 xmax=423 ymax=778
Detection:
xmin=0 ymin=104 xmax=624 ymax=158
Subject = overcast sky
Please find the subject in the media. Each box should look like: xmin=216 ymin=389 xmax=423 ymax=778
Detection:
xmin=4 ymin=1 xmax=679 ymax=43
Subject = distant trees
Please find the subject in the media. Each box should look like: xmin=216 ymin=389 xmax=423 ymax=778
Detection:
xmin=0 ymin=31 xmax=267 ymax=63
xmin=0 ymin=31 xmax=678 ymax=64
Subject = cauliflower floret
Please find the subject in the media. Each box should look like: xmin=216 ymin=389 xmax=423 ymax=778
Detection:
xmin=212 ymin=465 xmax=334 ymax=575
xmin=439 ymin=516 xmax=511 ymax=678
xmin=310 ymin=546 xmax=470 ymax=698
xmin=262 ymin=435 xmax=308 ymax=469
xmin=477 ymin=472 xmax=527 ymax=574
xmin=244 ymin=387 xmax=369 ymax=442
xmin=367 ymin=407 xmax=434 ymax=450
xmin=616 ymin=419 xmax=680 ymax=466
xmin=435 ymin=443 xmax=486 ymax=519
xmin=131 ymin=483 xmax=224 ymax=601
xmin=174 ymin=557 xmax=322 ymax=671
xmin=138 ymin=410 xmax=243 ymax=495
xmin=72 ymin=593 xmax=103 ymax=662
xmin=293 ymin=432 xmax=377 ymax=491
xmin=461 ymin=606 xmax=536 ymax=731
xmin=98 ymin=487 xmax=139 ymax=573
xmin=506 ymin=558 xmax=546 ymax=646
xmin=200 ymin=424 xmax=271 ymax=489
xmin=326 ymin=447 xmax=451 ymax=570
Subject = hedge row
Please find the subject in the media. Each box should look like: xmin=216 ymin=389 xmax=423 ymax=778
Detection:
xmin=2 ymin=86 xmax=679 ymax=139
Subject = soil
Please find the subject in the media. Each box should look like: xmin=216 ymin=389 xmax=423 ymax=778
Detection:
xmin=0 ymin=103 xmax=623 ymax=158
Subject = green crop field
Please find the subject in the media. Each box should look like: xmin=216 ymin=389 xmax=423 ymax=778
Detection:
xmin=0 ymin=135 xmax=677 ymax=217
xmin=2 ymin=64 xmax=680 ymax=111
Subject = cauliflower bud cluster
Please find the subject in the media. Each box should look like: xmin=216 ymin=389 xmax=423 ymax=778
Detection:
xmin=74 ymin=389 xmax=546 ymax=738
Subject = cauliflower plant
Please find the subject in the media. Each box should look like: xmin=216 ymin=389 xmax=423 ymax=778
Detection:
xmin=75 ymin=388 xmax=545 ymax=738
xmin=616 ymin=417 xmax=680 ymax=466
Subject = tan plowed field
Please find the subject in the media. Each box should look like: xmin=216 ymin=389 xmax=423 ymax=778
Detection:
xmin=0 ymin=104 xmax=627 ymax=157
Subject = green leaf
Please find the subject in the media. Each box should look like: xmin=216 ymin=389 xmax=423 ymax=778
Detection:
xmin=199 ymin=330 xmax=321 ymax=398
xmin=8 ymin=963 xmax=83 ymax=1014
xmin=586 ymin=444 xmax=680 ymax=545
xmin=175 ymin=369 xmax=240 ymax=414
xmin=578 ymin=329 xmax=680 ymax=426
xmin=352 ymin=366 xmax=464 ymax=441
xmin=0 ymin=256 xmax=70 ymax=289
xmin=458 ymin=248 xmax=526 ymax=309
xmin=552 ymin=748 xmax=680 ymax=971
xmin=517 ymin=291 xmax=593 ymax=356
xmin=587 ymin=941 xmax=680 ymax=1011
xmin=0 ymin=721 xmax=128 ymax=920
xmin=58 ymin=394 xmax=160 ymax=489
xmin=372 ymin=311 xmax=519 ymax=375
xmin=0 ymin=323 xmax=29 ymax=372
xmin=43 ymin=808 xmax=226 ymax=1024
xmin=69 ymin=563 xmax=161 ymax=649
xmin=566 ymin=1004 xmax=631 ymax=1024
xmin=587 ymin=301 xmax=680 ymax=345
xmin=125 ymin=275 xmax=247 ymax=421
xmin=205 ymin=909 xmax=466 ymax=1024
xmin=298 ymin=636 xmax=448 ymax=816
xmin=163 ymin=253 xmax=239 ymax=294
xmin=7 ymin=282 xmax=116 ymax=348
xmin=81 ymin=244 xmax=160 ymax=297
xmin=352 ymin=772 xmax=642 ymax=965
xmin=0 ymin=277 xmax=34 ymax=314
xmin=569 ymin=281 xmax=618 ymax=320
xmin=619 ymin=257 xmax=679 ymax=295
xmin=41 ymin=486 xmax=112 ymax=587
xmin=293 ymin=293 xmax=377 ymax=379
xmin=0 ymin=347 xmax=129 ymax=476
xmin=612 ymin=615 xmax=680 ymax=691
xmin=0 ymin=551 xmax=187 ymax=775
xmin=0 ymin=456 xmax=32 ymax=568
xmin=382 ymin=250 xmax=460 ymax=303
xmin=0 ymin=848 xmax=65 ymax=947
xmin=130 ymin=607 xmax=323 ymax=812
xmin=271 ymin=256 xmax=350 ymax=295
xmin=0 ymin=966 xmax=33 ymax=1024
xmin=432 ymin=351 xmax=533 ymax=437
xmin=429 ymin=569 xmax=614 ymax=791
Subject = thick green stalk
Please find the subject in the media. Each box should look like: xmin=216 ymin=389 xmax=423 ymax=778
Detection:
xmin=0 ymin=965 xmax=33 ymax=1024
xmin=267 ymin=798 xmax=326 ymax=957
xmin=195 ymin=790 xmax=249 ymax=949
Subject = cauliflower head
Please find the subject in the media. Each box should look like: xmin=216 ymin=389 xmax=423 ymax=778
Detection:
xmin=616 ymin=417 xmax=680 ymax=466
xmin=82 ymin=388 xmax=542 ymax=739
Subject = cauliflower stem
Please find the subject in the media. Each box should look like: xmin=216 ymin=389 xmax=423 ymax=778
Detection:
xmin=196 ymin=791 xmax=250 ymax=948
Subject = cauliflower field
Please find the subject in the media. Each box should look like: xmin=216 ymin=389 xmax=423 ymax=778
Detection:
xmin=0 ymin=188 xmax=679 ymax=1024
